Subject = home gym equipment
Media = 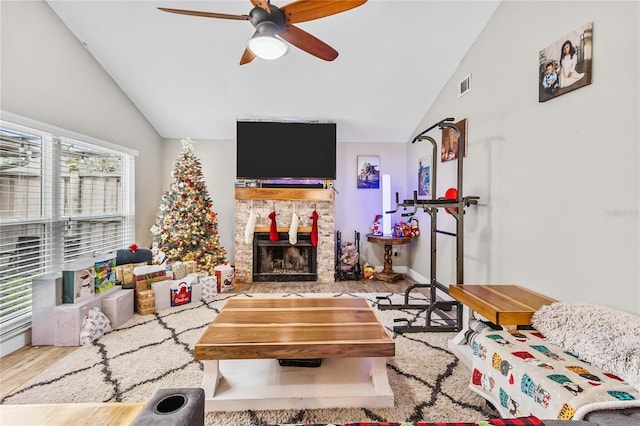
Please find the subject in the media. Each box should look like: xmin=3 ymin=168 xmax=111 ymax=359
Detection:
xmin=377 ymin=117 xmax=479 ymax=333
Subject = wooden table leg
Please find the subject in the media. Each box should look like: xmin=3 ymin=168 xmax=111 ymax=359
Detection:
xmin=373 ymin=244 xmax=403 ymax=283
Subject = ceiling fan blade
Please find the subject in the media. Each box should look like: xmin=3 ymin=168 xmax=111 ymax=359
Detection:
xmin=250 ymin=0 xmax=271 ymax=14
xmin=240 ymin=48 xmax=256 ymax=65
xmin=158 ymin=7 xmax=250 ymax=21
xmin=279 ymin=24 xmax=338 ymax=61
xmin=281 ymin=0 xmax=367 ymax=24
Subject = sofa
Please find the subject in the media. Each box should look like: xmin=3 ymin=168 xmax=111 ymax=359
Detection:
xmin=466 ymin=302 xmax=640 ymax=425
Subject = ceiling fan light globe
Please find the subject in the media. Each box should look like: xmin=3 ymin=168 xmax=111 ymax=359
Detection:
xmin=247 ymin=35 xmax=288 ymax=60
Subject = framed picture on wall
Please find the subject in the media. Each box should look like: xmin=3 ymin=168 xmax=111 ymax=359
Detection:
xmin=441 ymin=118 xmax=467 ymax=162
xmin=539 ymin=22 xmax=593 ymax=102
xmin=356 ymin=155 xmax=380 ymax=189
xmin=418 ymin=155 xmax=432 ymax=198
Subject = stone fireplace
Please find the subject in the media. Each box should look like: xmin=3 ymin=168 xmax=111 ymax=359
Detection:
xmin=234 ymin=188 xmax=335 ymax=283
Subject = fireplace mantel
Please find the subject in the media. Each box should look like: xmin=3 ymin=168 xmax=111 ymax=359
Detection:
xmin=235 ymin=187 xmax=334 ymax=201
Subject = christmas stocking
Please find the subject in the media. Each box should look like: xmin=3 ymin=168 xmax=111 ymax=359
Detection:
xmin=310 ymin=210 xmax=319 ymax=247
xmin=289 ymin=212 xmax=300 ymax=245
xmin=268 ymin=210 xmax=279 ymax=241
xmin=244 ymin=210 xmax=259 ymax=244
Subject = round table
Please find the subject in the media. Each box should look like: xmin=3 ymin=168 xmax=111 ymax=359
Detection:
xmin=365 ymin=234 xmax=413 ymax=283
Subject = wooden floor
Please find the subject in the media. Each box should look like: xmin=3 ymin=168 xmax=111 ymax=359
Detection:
xmin=0 ymin=278 xmax=423 ymax=400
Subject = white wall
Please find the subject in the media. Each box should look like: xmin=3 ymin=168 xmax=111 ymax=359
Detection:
xmin=407 ymin=1 xmax=640 ymax=314
xmin=334 ymin=142 xmax=409 ymax=268
xmin=1 ymin=0 xmax=163 ymax=246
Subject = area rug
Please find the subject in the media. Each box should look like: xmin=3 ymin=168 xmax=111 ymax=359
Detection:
xmin=1 ymin=292 xmax=498 ymax=425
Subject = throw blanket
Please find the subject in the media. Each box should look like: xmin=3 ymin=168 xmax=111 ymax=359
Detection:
xmin=469 ymin=330 xmax=640 ymax=420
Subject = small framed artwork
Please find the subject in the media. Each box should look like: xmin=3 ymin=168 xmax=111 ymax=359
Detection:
xmin=418 ymin=155 xmax=432 ymax=198
xmin=441 ymin=118 xmax=467 ymax=163
xmin=539 ymin=22 xmax=593 ymax=102
xmin=357 ymin=155 xmax=380 ymax=189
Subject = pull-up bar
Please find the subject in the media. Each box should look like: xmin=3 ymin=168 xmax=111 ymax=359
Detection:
xmin=411 ymin=117 xmax=455 ymax=143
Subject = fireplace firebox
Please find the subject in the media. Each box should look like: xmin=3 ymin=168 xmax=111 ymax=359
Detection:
xmin=253 ymin=232 xmax=317 ymax=282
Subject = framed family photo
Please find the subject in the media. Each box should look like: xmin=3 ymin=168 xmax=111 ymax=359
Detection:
xmin=356 ymin=155 xmax=380 ymax=189
xmin=539 ymin=22 xmax=593 ymax=102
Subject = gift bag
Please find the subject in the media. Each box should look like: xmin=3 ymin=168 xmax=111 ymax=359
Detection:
xmin=170 ymin=277 xmax=193 ymax=307
xmin=214 ymin=262 xmax=234 ymax=293
xmin=201 ymin=275 xmax=218 ymax=301
xmin=79 ymin=307 xmax=112 ymax=345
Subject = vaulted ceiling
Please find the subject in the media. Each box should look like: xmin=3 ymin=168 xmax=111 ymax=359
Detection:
xmin=46 ymin=1 xmax=500 ymax=143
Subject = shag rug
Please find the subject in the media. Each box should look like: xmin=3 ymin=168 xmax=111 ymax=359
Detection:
xmin=2 ymin=292 xmax=498 ymax=425
xmin=532 ymin=302 xmax=640 ymax=390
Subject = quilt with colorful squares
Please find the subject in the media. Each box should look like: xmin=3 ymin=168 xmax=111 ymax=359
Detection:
xmin=469 ymin=329 xmax=640 ymax=420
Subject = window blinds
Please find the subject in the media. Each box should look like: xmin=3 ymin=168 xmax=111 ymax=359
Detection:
xmin=0 ymin=119 xmax=135 ymax=340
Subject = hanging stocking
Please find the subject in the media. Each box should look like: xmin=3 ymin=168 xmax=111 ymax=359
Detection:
xmin=244 ymin=210 xmax=259 ymax=244
xmin=310 ymin=210 xmax=319 ymax=247
xmin=289 ymin=212 xmax=300 ymax=245
xmin=268 ymin=210 xmax=279 ymax=241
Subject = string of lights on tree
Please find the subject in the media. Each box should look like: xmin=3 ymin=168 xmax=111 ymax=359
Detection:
xmin=150 ymin=138 xmax=226 ymax=274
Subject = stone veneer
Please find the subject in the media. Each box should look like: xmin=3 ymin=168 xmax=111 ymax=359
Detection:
xmin=234 ymin=196 xmax=335 ymax=283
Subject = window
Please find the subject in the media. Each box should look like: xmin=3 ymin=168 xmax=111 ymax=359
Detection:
xmin=0 ymin=115 xmax=136 ymax=341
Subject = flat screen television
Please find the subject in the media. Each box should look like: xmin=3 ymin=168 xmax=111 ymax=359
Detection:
xmin=236 ymin=120 xmax=336 ymax=180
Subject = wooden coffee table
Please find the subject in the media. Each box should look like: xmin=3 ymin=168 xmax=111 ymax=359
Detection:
xmin=195 ymin=297 xmax=395 ymax=411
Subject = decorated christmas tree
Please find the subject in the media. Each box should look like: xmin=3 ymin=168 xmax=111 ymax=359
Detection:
xmin=150 ymin=138 xmax=226 ymax=274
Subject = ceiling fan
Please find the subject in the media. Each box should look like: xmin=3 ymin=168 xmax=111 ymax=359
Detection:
xmin=158 ymin=0 xmax=367 ymax=64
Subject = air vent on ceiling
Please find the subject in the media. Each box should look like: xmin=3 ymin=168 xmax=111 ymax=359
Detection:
xmin=458 ymin=74 xmax=471 ymax=98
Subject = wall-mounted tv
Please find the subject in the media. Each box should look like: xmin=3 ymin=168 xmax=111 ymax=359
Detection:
xmin=236 ymin=120 xmax=336 ymax=180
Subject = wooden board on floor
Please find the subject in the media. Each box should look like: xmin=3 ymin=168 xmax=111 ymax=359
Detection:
xmin=0 ymin=402 xmax=145 ymax=426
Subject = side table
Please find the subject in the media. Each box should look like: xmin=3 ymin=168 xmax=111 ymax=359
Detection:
xmin=365 ymin=234 xmax=413 ymax=283
xmin=447 ymin=284 xmax=557 ymax=368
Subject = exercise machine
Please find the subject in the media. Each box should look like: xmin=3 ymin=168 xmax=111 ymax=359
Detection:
xmin=377 ymin=117 xmax=479 ymax=333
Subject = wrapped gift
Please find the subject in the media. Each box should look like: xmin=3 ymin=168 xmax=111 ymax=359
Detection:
xmin=62 ymin=257 xmax=96 ymax=304
xmin=116 ymin=262 xmax=147 ymax=286
xmin=184 ymin=260 xmax=198 ymax=275
xmin=132 ymin=265 xmax=167 ymax=291
xmin=151 ymin=280 xmax=172 ymax=311
xmin=102 ymin=289 xmax=134 ymax=329
xmin=214 ymin=262 xmax=234 ymax=293
xmin=132 ymin=265 xmax=166 ymax=308
xmin=170 ymin=262 xmax=187 ymax=280
xmin=94 ymin=252 xmax=117 ymax=294
xmin=191 ymin=283 xmax=202 ymax=302
xmin=136 ymin=289 xmax=155 ymax=315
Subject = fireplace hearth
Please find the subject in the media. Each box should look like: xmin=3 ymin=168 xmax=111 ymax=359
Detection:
xmin=253 ymin=232 xmax=317 ymax=282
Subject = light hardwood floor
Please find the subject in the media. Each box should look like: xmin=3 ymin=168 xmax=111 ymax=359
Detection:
xmin=0 ymin=278 xmax=424 ymax=400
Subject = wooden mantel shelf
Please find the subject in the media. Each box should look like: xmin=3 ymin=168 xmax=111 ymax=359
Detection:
xmin=235 ymin=187 xmax=334 ymax=201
